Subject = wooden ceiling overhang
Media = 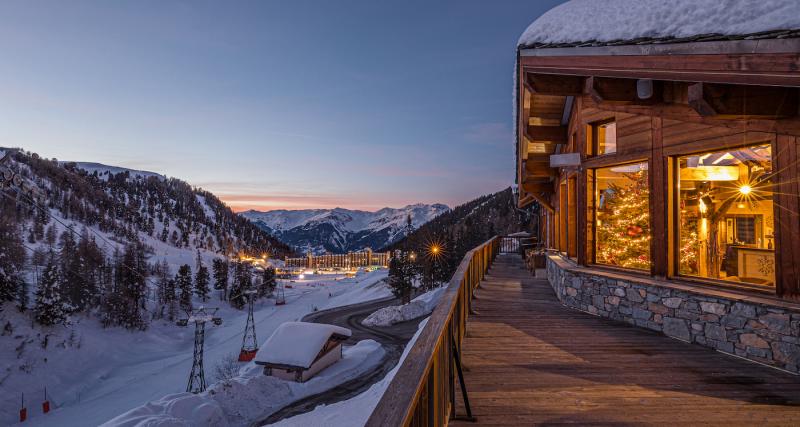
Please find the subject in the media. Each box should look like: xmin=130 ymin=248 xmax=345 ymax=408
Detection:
xmin=516 ymin=38 xmax=800 ymax=209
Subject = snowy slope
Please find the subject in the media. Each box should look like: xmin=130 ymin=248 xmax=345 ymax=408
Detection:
xmin=241 ymin=204 xmax=449 ymax=254
xmin=518 ymin=0 xmax=800 ymax=47
xmin=2 ymin=270 xmax=391 ymax=426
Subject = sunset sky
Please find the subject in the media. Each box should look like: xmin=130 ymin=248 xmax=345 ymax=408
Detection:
xmin=0 ymin=0 xmax=562 ymax=211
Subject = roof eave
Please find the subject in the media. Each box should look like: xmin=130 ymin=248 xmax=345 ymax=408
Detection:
xmin=519 ymin=36 xmax=800 ymax=58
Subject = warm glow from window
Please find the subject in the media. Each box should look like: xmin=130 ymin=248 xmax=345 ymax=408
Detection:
xmin=676 ymin=144 xmax=774 ymax=288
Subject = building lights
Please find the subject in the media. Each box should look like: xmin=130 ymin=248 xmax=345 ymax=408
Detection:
xmin=739 ymin=184 xmax=752 ymax=195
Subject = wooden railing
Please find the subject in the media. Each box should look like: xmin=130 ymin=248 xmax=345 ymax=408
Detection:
xmin=366 ymin=236 xmax=501 ymax=427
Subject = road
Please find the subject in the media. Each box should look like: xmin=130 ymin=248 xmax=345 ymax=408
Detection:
xmin=255 ymin=296 xmax=424 ymax=425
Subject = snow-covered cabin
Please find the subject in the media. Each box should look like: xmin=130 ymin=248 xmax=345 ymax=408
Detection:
xmin=254 ymin=322 xmax=352 ymax=382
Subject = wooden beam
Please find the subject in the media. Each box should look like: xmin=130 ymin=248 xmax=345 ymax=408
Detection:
xmin=526 ymin=125 xmax=567 ymax=144
xmin=526 ymin=73 xmax=584 ymax=96
xmin=520 ymin=53 xmax=800 ymax=87
xmin=688 ymin=82 xmax=799 ymax=119
xmin=530 ymin=192 xmax=555 ymax=213
xmin=522 ymin=181 xmax=553 ymax=194
xmin=587 ymin=76 xmax=662 ymax=104
xmin=582 ymin=95 xmax=800 ymax=137
xmin=523 ymin=159 xmax=557 ymax=177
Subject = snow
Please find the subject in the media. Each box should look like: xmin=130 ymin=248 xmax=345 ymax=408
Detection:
xmin=518 ymin=0 xmax=800 ymax=47
xmin=362 ymin=287 xmax=446 ymax=327
xmin=271 ymin=318 xmax=429 ymax=427
xmin=254 ymin=321 xmax=352 ymax=369
xmin=1 ymin=269 xmax=391 ymax=426
xmin=101 ymin=339 xmax=384 ymax=427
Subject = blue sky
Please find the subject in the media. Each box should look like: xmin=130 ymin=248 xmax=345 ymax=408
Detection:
xmin=0 ymin=0 xmax=562 ymax=211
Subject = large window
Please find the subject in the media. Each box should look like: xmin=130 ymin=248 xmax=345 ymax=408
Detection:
xmin=676 ymin=144 xmax=775 ymax=288
xmin=589 ymin=161 xmax=650 ymax=270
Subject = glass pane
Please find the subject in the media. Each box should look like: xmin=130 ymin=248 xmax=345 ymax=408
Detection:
xmin=594 ymin=162 xmax=650 ymax=269
xmin=598 ymin=122 xmax=617 ymax=155
xmin=677 ymin=144 xmax=775 ymax=288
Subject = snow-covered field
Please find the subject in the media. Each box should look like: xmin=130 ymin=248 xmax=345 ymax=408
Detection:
xmin=1 ymin=270 xmax=390 ymax=427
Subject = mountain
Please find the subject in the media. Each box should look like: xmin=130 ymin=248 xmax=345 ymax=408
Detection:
xmin=241 ymin=204 xmax=450 ymax=254
xmin=387 ymin=187 xmax=536 ymax=277
xmin=0 ymin=147 xmax=294 ymax=320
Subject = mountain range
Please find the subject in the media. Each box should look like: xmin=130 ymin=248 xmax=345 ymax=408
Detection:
xmin=240 ymin=204 xmax=450 ymax=254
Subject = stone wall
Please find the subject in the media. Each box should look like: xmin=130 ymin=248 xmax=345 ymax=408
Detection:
xmin=545 ymin=256 xmax=800 ymax=372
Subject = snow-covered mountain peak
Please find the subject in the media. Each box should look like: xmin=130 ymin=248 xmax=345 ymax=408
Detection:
xmin=241 ymin=203 xmax=450 ymax=254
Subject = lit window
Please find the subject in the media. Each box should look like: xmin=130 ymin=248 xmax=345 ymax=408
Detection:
xmin=588 ymin=121 xmax=617 ymax=156
xmin=588 ymin=161 xmax=650 ymax=270
xmin=676 ymin=144 xmax=774 ymax=288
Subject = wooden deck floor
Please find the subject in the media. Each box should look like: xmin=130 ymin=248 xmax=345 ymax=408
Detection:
xmin=452 ymin=254 xmax=800 ymax=426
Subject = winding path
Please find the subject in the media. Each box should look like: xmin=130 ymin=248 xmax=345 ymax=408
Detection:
xmin=255 ymin=296 xmax=424 ymax=425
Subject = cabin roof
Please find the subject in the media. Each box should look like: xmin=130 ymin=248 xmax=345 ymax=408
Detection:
xmin=254 ymin=321 xmax=351 ymax=369
xmin=518 ymin=0 xmax=800 ymax=51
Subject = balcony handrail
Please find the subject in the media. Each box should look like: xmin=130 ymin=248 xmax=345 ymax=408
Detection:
xmin=366 ymin=235 xmax=501 ymax=427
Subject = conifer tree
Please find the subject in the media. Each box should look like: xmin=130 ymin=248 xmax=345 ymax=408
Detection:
xmin=35 ymin=257 xmax=67 ymax=326
xmin=212 ymin=258 xmax=229 ymax=301
xmin=259 ymin=266 xmax=276 ymax=298
xmin=195 ymin=254 xmax=210 ymax=303
xmin=388 ymin=251 xmax=417 ymax=304
xmin=229 ymin=261 xmax=251 ymax=309
xmin=176 ymin=264 xmax=193 ymax=311
xmin=0 ymin=214 xmax=25 ymax=305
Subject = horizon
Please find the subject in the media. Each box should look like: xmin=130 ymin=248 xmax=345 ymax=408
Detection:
xmin=0 ymin=0 xmax=562 ymax=211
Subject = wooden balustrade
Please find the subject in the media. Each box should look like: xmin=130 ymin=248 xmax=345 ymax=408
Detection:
xmin=366 ymin=236 xmax=501 ymax=427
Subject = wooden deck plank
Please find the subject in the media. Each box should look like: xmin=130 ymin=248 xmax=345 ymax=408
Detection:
xmin=451 ymin=254 xmax=800 ymax=425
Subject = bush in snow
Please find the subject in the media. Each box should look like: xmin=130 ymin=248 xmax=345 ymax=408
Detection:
xmin=213 ymin=353 xmax=241 ymax=384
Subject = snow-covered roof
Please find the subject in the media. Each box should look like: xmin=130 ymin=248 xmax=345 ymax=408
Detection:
xmin=255 ymin=322 xmax=352 ymax=369
xmin=518 ymin=0 xmax=800 ymax=49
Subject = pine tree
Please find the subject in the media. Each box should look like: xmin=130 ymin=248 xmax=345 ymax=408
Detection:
xmin=0 ymin=214 xmax=25 ymax=305
xmin=34 ymin=257 xmax=67 ymax=326
xmin=195 ymin=258 xmax=210 ymax=303
xmin=388 ymin=251 xmax=417 ymax=304
xmin=229 ymin=261 xmax=251 ymax=309
xmin=176 ymin=264 xmax=193 ymax=312
xmin=596 ymin=170 xmax=651 ymax=270
xmin=259 ymin=266 xmax=276 ymax=298
xmin=212 ymin=258 xmax=229 ymax=301
xmin=116 ymin=242 xmax=148 ymax=330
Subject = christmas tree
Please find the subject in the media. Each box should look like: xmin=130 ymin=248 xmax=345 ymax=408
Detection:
xmin=596 ymin=169 xmax=651 ymax=270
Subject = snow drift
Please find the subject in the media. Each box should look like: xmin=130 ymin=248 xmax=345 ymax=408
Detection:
xmin=362 ymin=287 xmax=445 ymax=327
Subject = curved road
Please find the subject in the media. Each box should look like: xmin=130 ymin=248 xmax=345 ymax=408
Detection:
xmin=255 ymin=296 xmax=424 ymax=425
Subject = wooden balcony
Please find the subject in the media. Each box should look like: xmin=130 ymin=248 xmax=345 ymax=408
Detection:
xmin=451 ymin=254 xmax=800 ymax=425
xmin=368 ymin=237 xmax=800 ymax=426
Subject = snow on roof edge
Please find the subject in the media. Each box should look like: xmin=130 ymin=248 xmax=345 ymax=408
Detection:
xmin=518 ymin=0 xmax=800 ymax=49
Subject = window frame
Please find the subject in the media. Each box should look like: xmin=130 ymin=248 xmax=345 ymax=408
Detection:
xmin=669 ymin=141 xmax=778 ymax=292
xmin=587 ymin=160 xmax=652 ymax=272
xmin=587 ymin=118 xmax=617 ymax=158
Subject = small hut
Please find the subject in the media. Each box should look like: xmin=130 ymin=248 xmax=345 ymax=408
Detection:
xmin=254 ymin=321 xmax=352 ymax=382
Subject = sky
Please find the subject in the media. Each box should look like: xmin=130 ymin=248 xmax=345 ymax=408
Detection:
xmin=0 ymin=0 xmax=563 ymax=212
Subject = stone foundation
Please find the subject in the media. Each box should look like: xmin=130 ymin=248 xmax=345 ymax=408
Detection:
xmin=545 ymin=255 xmax=800 ymax=372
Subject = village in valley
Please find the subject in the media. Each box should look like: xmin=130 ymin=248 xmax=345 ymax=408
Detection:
xmin=3 ymin=1 xmax=800 ymax=426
